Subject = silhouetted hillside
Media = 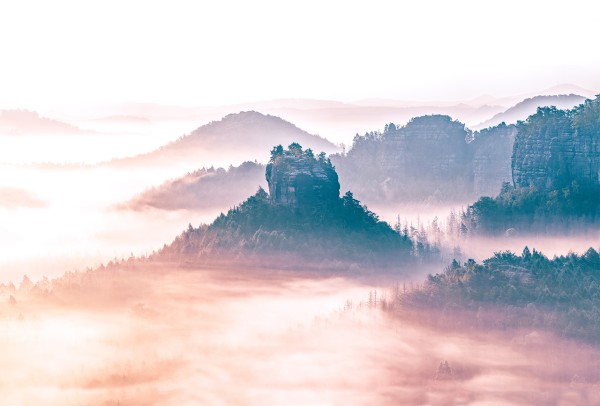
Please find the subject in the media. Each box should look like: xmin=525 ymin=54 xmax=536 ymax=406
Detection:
xmin=464 ymin=97 xmax=600 ymax=234
xmin=157 ymin=144 xmax=416 ymax=270
xmin=0 ymin=109 xmax=92 ymax=135
xmin=115 ymin=111 xmax=338 ymax=167
xmin=331 ymin=116 xmax=516 ymax=204
xmin=123 ymin=161 xmax=266 ymax=211
xmin=473 ymin=94 xmax=586 ymax=130
xmin=402 ymin=247 xmax=600 ymax=341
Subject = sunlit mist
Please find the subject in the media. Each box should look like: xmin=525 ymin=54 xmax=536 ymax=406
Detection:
xmin=0 ymin=1 xmax=598 ymax=404
xmin=2 ymin=267 xmax=598 ymax=405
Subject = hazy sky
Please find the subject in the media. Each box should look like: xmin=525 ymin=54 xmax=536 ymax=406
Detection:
xmin=1 ymin=0 xmax=599 ymax=108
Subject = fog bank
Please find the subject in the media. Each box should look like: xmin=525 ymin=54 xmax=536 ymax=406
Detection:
xmin=1 ymin=266 xmax=598 ymax=405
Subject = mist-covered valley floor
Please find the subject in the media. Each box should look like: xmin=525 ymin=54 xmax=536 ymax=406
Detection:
xmin=1 ymin=103 xmax=599 ymax=405
xmin=3 ymin=265 xmax=600 ymax=406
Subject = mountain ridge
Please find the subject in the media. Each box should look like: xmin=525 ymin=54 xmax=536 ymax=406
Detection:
xmin=112 ymin=111 xmax=339 ymax=168
xmin=0 ymin=109 xmax=94 ymax=135
xmin=473 ymin=94 xmax=587 ymax=130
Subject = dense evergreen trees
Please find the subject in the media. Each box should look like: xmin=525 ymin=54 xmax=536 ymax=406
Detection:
xmin=159 ymin=144 xmax=418 ymax=270
xmin=404 ymin=247 xmax=600 ymax=341
xmin=161 ymin=186 xmax=414 ymax=269
xmin=464 ymin=96 xmax=600 ymax=234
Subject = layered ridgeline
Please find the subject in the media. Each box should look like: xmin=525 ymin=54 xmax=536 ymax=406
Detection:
xmin=331 ymin=115 xmax=516 ymax=203
xmin=114 ymin=111 xmax=338 ymax=168
xmin=464 ymin=97 xmax=600 ymax=234
xmin=0 ymin=109 xmax=92 ymax=135
xmin=472 ymin=94 xmax=586 ymax=130
xmin=158 ymin=144 xmax=415 ymax=270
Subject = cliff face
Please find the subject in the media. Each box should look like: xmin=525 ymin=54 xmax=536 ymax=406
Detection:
xmin=470 ymin=124 xmax=516 ymax=196
xmin=381 ymin=115 xmax=471 ymax=181
xmin=512 ymin=103 xmax=600 ymax=190
xmin=159 ymin=143 xmax=414 ymax=269
xmin=266 ymin=144 xmax=339 ymax=210
xmin=331 ymin=115 xmax=515 ymax=204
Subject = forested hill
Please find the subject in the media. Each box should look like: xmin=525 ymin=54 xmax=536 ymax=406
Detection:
xmin=114 ymin=111 xmax=339 ymax=167
xmin=463 ymin=96 xmax=600 ymax=235
xmin=402 ymin=247 xmax=600 ymax=342
xmin=330 ymin=115 xmax=516 ymax=204
xmin=157 ymin=144 xmax=416 ymax=271
xmin=123 ymin=161 xmax=266 ymax=211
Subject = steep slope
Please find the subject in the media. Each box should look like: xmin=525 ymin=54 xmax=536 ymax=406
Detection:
xmin=158 ymin=144 xmax=415 ymax=270
xmin=464 ymin=98 xmax=600 ymax=234
xmin=512 ymin=102 xmax=600 ymax=191
xmin=470 ymin=123 xmax=517 ymax=196
xmin=331 ymin=115 xmax=475 ymax=204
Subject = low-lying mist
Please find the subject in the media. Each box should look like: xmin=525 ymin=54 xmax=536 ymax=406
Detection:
xmin=371 ymin=202 xmax=600 ymax=262
xmin=0 ymin=161 xmax=231 ymax=281
xmin=2 ymin=265 xmax=599 ymax=405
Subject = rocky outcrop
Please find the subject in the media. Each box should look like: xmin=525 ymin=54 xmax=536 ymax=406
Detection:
xmin=331 ymin=115 xmax=516 ymax=203
xmin=380 ymin=115 xmax=471 ymax=182
xmin=512 ymin=103 xmax=600 ymax=190
xmin=471 ymin=123 xmax=516 ymax=196
xmin=462 ymin=99 xmax=600 ymax=236
xmin=159 ymin=144 xmax=415 ymax=270
xmin=266 ymin=144 xmax=339 ymax=210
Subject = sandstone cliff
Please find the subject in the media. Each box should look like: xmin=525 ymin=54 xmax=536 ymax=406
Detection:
xmin=512 ymin=102 xmax=600 ymax=190
xmin=463 ymin=97 xmax=600 ymax=235
xmin=470 ymin=123 xmax=516 ymax=196
xmin=331 ymin=115 xmax=515 ymax=204
xmin=159 ymin=143 xmax=415 ymax=270
xmin=266 ymin=143 xmax=339 ymax=210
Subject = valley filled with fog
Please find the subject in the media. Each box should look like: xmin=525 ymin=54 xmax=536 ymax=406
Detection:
xmin=1 ymin=94 xmax=599 ymax=405
xmin=3 ymin=0 xmax=600 ymax=402
xmin=3 ymin=266 xmax=599 ymax=405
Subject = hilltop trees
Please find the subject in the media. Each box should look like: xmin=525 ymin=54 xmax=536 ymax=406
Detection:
xmin=463 ymin=97 xmax=600 ymax=235
xmin=407 ymin=247 xmax=600 ymax=341
xmin=160 ymin=143 xmax=416 ymax=270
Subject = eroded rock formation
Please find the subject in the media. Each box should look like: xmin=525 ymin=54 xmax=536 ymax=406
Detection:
xmin=471 ymin=123 xmax=516 ymax=196
xmin=266 ymin=143 xmax=340 ymax=210
xmin=331 ymin=115 xmax=516 ymax=203
xmin=512 ymin=104 xmax=600 ymax=190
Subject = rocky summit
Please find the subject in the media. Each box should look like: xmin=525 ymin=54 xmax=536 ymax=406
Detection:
xmin=266 ymin=143 xmax=340 ymax=210
xmin=159 ymin=143 xmax=415 ymax=269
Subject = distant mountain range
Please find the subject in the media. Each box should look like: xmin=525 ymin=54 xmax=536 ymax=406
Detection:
xmin=112 ymin=111 xmax=339 ymax=168
xmin=0 ymin=109 xmax=92 ymax=135
xmin=39 ymin=83 xmax=598 ymax=144
xmin=472 ymin=94 xmax=587 ymax=130
xmin=118 ymin=91 xmax=598 ymax=211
